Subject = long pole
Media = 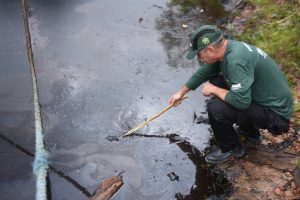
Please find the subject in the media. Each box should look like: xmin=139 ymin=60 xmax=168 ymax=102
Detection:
xmin=122 ymin=96 xmax=188 ymax=137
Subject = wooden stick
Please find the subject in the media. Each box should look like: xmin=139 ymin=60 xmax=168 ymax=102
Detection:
xmin=90 ymin=176 xmax=123 ymax=200
xmin=122 ymin=96 xmax=188 ymax=137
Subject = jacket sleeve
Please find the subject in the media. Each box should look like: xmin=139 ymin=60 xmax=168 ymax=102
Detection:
xmin=185 ymin=63 xmax=220 ymax=90
xmin=224 ymin=61 xmax=254 ymax=109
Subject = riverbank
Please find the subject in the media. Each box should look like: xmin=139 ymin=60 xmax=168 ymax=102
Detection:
xmin=227 ymin=0 xmax=300 ymax=125
xmin=219 ymin=0 xmax=300 ymax=199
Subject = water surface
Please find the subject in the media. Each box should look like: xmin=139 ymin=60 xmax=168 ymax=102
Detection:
xmin=0 ymin=0 xmax=235 ymax=199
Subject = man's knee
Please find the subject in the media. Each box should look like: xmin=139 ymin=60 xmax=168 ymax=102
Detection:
xmin=207 ymin=98 xmax=233 ymax=122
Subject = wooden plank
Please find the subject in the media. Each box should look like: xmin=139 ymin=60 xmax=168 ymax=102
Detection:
xmin=294 ymin=167 xmax=300 ymax=188
xmin=90 ymin=176 xmax=123 ymax=200
xmin=233 ymin=192 xmax=258 ymax=200
xmin=243 ymin=145 xmax=300 ymax=172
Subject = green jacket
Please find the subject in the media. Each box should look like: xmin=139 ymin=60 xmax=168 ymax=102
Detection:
xmin=185 ymin=40 xmax=292 ymax=119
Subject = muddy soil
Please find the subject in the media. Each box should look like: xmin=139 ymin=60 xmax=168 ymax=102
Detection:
xmin=219 ymin=128 xmax=300 ymax=200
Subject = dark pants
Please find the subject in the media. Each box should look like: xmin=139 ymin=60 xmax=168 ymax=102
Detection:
xmin=207 ymin=76 xmax=290 ymax=152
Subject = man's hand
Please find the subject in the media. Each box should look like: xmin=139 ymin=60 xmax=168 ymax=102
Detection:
xmin=202 ymin=82 xmax=228 ymax=100
xmin=168 ymin=86 xmax=190 ymax=106
xmin=202 ymin=82 xmax=217 ymax=96
xmin=168 ymin=92 xmax=184 ymax=106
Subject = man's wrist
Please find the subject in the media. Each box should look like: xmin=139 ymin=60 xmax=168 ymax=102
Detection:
xmin=179 ymin=86 xmax=190 ymax=96
xmin=212 ymin=85 xmax=228 ymax=100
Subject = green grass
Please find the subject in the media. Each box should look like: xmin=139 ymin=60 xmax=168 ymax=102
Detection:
xmin=236 ymin=0 xmax=300 ymax=84
xmin=293 ymin=159 xmax=300 ymax=168
xmin=293 ymin=102 xmax=300 ymax=113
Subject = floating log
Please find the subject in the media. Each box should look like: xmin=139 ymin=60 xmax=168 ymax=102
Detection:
xmin=90 ymin=176 xmax=123 ymax=200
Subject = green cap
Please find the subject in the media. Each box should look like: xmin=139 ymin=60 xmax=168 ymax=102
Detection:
xmin=186 ymin=25 xmax=223 ymax=60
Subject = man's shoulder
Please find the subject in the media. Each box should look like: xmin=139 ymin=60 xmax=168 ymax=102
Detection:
xmin=228 ymin=40 xmax=255 ymax=52
xmin=226 ymin=40 xmax=258 ymax=62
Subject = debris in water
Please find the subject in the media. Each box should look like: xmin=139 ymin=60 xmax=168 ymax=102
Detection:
xmin=106 ymin=135 xmax=119 ymax=142
xmin=182 ymin=23 xmax=188 ymax=28
xmin=195 ymin=116 xmax=209 ymax=124
xmin=138 ymin=17 xmax=143 ymax=23
xmin=175 ymin=193 xmax=183 ymax=199
xmin=191 ymin=184 xmax=198 ymax=190
xmin=167 ymin=172 xmax=179 ymax=181
xmin=193 ymin=111 xmax=197 ymax=123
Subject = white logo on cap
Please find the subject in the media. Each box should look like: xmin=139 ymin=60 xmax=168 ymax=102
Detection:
xmin=202 ymin=37 xmax=210 ymax=45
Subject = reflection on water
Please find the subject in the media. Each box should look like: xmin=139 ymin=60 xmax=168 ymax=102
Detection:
xmin=152 ymin=1 xmax=239 ymax=199
xmin=131 ymin=133 xmax=232 ymax=199
xmin=169 ymin=135 xmax=232 ymax=199
xmin=0 ymin=0 xmax=240 ymax=199
xmin=155 ymin=0 xmax=236 ymax=68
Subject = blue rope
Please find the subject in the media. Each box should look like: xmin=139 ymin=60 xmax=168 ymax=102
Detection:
xmin=21 ymin=0 xmax=48 ymax=199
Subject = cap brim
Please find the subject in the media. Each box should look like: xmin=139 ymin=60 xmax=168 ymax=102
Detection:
xmin=186 ymin=48 xmax=198 ymax=60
